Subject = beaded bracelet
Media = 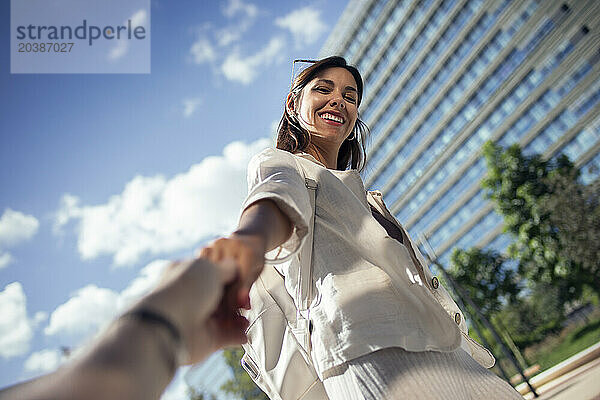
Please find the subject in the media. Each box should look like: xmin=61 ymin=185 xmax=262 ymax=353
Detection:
xmin=121 ymin=309 xmax=187 ymax=370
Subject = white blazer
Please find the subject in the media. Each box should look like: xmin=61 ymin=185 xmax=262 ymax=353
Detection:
xmin=241 ymin=148 xmax=494 ymax=379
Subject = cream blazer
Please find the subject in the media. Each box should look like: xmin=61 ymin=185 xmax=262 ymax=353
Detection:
xmin=241 ymin=148 xmax=494 ymax=379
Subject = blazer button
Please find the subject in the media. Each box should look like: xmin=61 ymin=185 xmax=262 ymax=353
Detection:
xmin=454 ymin=312 xmax=462 ymax=325
xmin=431 ymin=276 xmax=439 ymax=289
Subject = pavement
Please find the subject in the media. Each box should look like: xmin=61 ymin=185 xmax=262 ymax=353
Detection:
xmin=522 ymin=357 xmax=600 ymax=400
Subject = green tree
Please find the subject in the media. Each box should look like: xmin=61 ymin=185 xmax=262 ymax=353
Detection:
xmin=539 ymin=167 xmax=600 ymax=289
xmin=220 ymin=347 xmax=268 ymax=400
xmin=449 ymin=247 xmax=520 ymax=318
xmin=481 ymin=142 xmax=599 ymax=305
xmin=187 ymin=386 xmax=218 ymax=400
xmin=492 ymin=282 xmax=565 ymax=347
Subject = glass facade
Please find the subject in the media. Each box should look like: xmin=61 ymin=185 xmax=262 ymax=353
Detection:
xmin=321 ymin=0 xmax=600 ymax=266
xmin=364 ymin=0 xmax=511 ymax=178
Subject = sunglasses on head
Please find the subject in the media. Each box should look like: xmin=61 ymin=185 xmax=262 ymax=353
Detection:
xmin=290 ymin=59 xmax=317 ymax=89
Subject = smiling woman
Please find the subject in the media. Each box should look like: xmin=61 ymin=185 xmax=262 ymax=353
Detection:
xmin=200 ymin=56 xmax=522 ymax=400
xmin=277 ymin=57 xmax=369 ymax=171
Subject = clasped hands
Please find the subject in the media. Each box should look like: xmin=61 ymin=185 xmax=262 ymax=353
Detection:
xmin=148 ymin=231 xmax=266 ymax=366
xmin=0 ymin=233 xmax=267 ymax=400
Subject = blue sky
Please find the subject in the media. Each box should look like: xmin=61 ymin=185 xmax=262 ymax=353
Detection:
xmin=0 ymin=0 xmax=347 ymax=398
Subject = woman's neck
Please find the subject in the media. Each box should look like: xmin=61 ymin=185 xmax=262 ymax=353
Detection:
xmin=305 ymin=142 xmax=339 ymax=169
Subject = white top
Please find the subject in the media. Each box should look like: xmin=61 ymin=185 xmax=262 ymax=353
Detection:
xmin=241 ymin=148 xmax=494 ymax=378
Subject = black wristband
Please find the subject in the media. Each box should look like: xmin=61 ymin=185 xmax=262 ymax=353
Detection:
xmin=122 ymin=309 xmax=185 ymax=368
xmin=126 ymin=309 xmax=182 ymax=344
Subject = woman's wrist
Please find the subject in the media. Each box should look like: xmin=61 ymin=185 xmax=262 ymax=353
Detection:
xmin=230 ymin=230 xmax=268 ymax=253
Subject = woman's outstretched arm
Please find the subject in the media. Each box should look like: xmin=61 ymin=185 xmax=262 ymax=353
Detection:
xmin=200 ymin=199 xmax=293 ymax=309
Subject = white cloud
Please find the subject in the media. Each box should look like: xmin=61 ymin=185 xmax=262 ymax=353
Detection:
xmin=108 ymin=9 xmax=148 ymax=61
xmin=189 ymin=0 xmax=258 ymax=64
xmin=24 ymin=349 xmax=65 ymax=374
xmin=275 ymin=7 xmax=327 ymax=48
xmin=42 ymin=259 xmax=169 ymax=345
xmin=215 ymin=17 xmax=254 ymax=48
xmin=23 ymin=260 xmax=167 ymax=377
xmin=119 ymin=259 xmax=170 ymax=306
xmin=33 ymin=311 xmax=48 ymax=326
xmin=221 ymin=36 xmax=286 ymax=85
xmin=43 ymin=260 xmax=166 ymax=340
xmin=189 ymin=37 xmax=217 ymax=64
xmin=0 ymin=208 xmax=39 ymax=269
xmin=44 ymin=285 xmax=120 ymax=338
xmin=54 ymin=138 xmax=271 ymax=266
xmin=182 ymin=97 xmax=202 ymax=118
xmin=53 ymin=194 xmax=79 ymax=235
xmin=215 ymin=29 xmax=241 ymax=47
xmin=0 ymin=252 xmax=14 ymax=270
xmin=216 ymin=0 xmax=258 ymax=47
xmin=222 ymin=0 xmax=258 ymax=19
xmin=0 ymin=208 xmax=39 ymax=247
xmin=130 ymin=9 xmax=147 ymax=27
xmin=108 ymin=40 xmax=129 ymax=61
xmin=0 ymin=282 xmax=37 ymax=358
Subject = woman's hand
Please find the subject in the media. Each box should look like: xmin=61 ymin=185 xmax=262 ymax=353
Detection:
xmin=199 ymin=232 xmax=267 ymax=310
xmin=198 ymin=199 xmax=293 ymax=314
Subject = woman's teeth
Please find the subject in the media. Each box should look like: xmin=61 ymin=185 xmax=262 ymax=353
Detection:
xmin=320 ymin=113 xmax=344 ymax=123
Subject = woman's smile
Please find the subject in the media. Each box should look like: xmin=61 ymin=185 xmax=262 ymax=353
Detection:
xmin=318 ymin=111 xmax=345 ymax=126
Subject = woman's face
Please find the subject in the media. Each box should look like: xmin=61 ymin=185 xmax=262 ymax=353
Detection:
xmin=292 ymin=67 xmax=359 ymax=145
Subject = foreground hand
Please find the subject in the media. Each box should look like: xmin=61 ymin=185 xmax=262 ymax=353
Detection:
xmin=198 ymin=233 xmax=266 ymax=310
xmin=138 ymin=257 xmax=250 ymax=365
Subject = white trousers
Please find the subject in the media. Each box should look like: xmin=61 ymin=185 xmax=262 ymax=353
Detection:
xmin=322 ymin=347 xmax=522 ymax=400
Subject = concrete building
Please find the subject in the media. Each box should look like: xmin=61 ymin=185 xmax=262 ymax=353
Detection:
xmin=320 ymin=0 xmax=600 ymax=266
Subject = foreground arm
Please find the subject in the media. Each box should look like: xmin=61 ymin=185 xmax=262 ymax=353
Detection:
xmin=0 ymin=258 xmax=247 ymax=400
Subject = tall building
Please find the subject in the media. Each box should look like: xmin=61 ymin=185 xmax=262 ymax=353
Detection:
xmin=320 ymin=0 xmax=600 ymax=267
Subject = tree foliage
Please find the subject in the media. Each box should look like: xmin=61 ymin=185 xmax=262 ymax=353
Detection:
xmin=449 ymin=248 xmax=520 ymax=318
xmin=187 ymin=386 xmax=218 ymax=400
xmin=481 ymin=141 xmax=600 ymax=305
xmin=540 ymin=169 xmax=600 ymax=289
xmin=492 ymin=282 xmax=565 ymax=347
xmin=220 ymin=347 xmax=268 ymax=400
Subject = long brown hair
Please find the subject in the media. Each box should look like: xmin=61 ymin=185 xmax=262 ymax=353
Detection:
xmin=276 ymin=56 xmax=370 ymax=171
